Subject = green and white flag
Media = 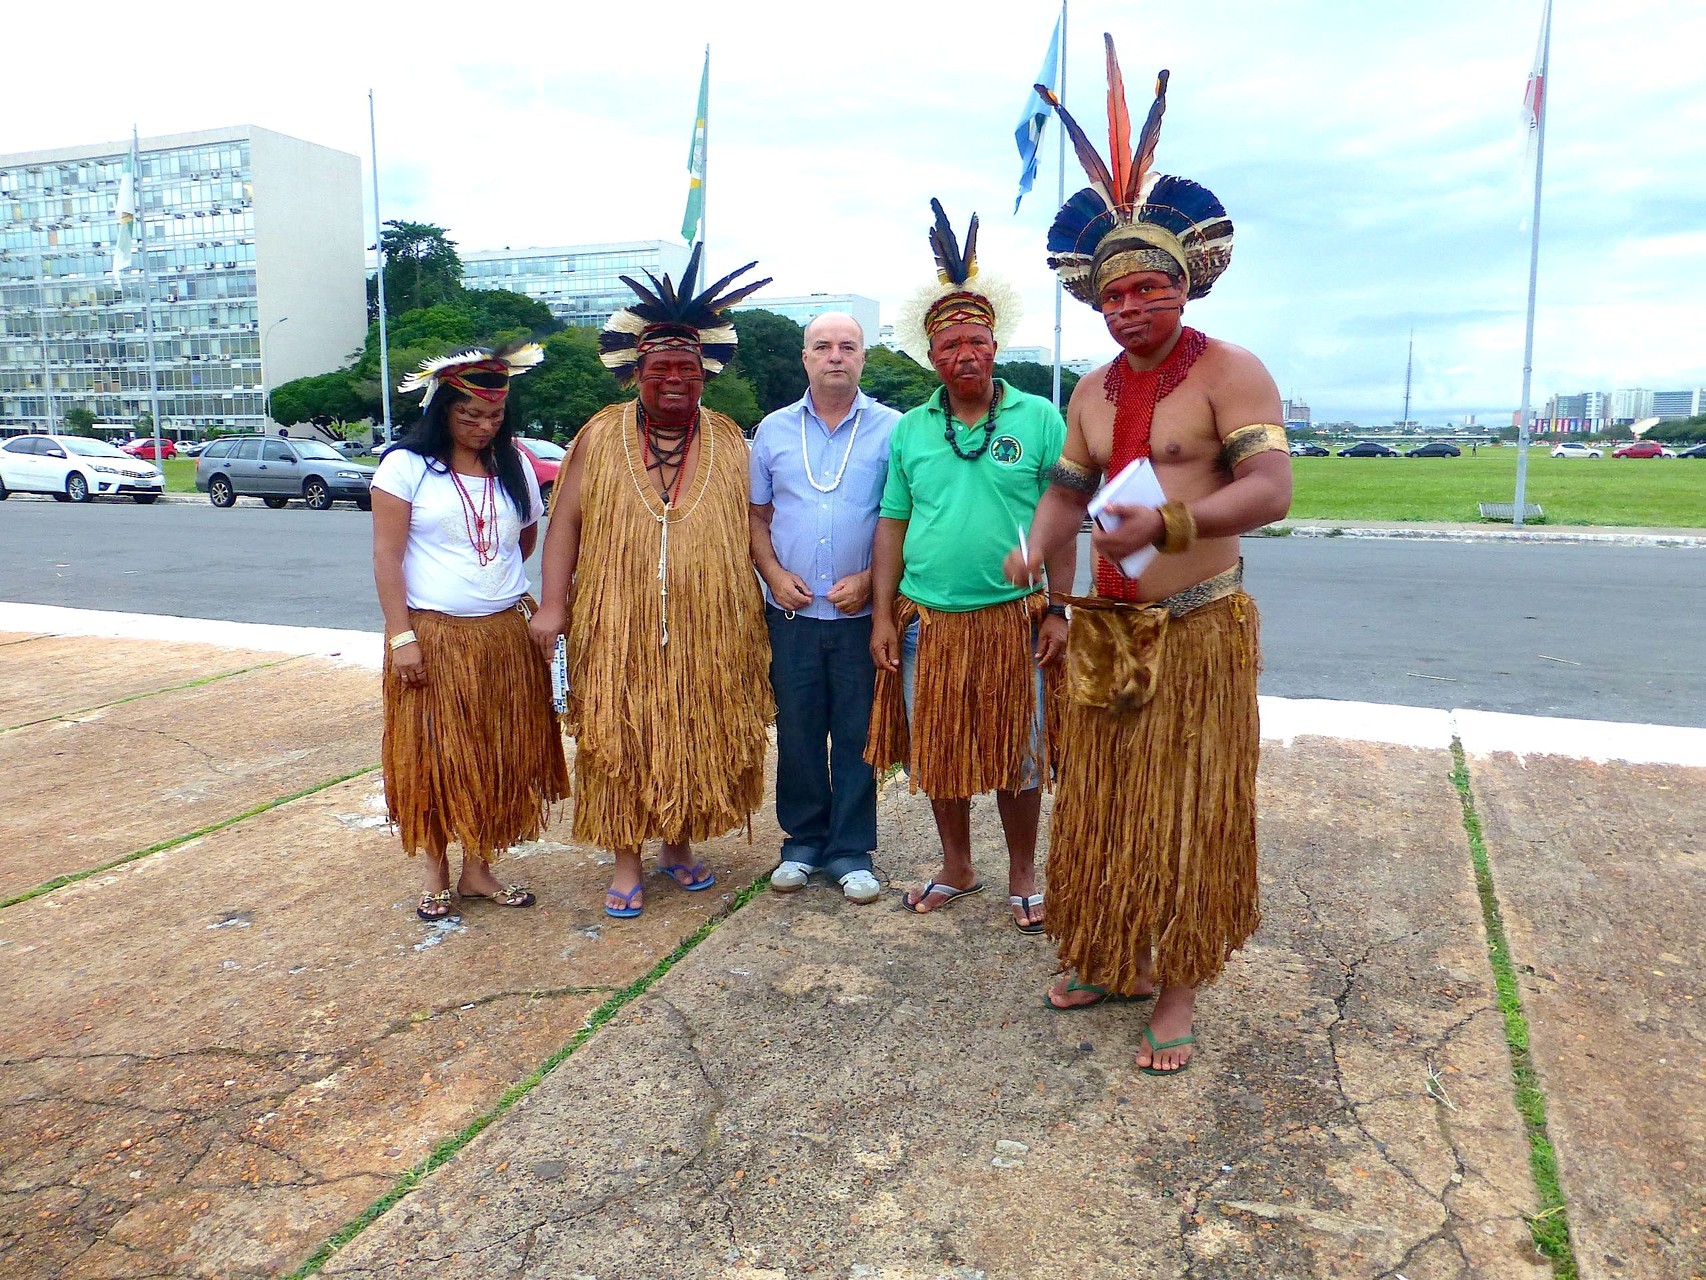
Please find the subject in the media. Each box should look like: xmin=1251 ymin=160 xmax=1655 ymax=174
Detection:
xmin=681 ymin=48 xmax=708 ymax=243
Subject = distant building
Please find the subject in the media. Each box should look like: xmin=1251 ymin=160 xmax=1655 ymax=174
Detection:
xmin=731 ymin=292 xmax=879 ymax=343
xmin=1652 ymin=389 xmax=1695 ymax=420
xmin=462 ymin=240 xmax=690 ymax=330
xmin=1064 ymin=357 xmax=1097 ymax=376
xmin=1282 ymin=397 xmax=1311 ymax=428
xmin=1610 ymin=387 xmax=1654 ymax=424
xmin=1000 ymin=345 xmax=1051 ymax=365
xmin=1 ymin=126 xmax=365 ymax=435
xmin=1541 ymin=390 xmax=1611 ymax=434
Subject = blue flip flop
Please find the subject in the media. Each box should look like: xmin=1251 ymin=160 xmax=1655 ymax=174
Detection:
xmin=604 ymin=884 xmax=644 ymax=919
xmin=902 ymin=879 xmax=984 ymax=914
xmin=659 ymin=862 xmax=717 ymax=892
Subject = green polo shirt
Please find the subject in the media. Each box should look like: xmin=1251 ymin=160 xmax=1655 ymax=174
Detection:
xmin=880 ymin=379 xmax=1066 ymax=612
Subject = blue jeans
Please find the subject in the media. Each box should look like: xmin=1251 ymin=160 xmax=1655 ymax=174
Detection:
xmin=901 ymin=615 xmax=1045 ymax=793
xmin=767 ymin=607 xmax=877 ymax=882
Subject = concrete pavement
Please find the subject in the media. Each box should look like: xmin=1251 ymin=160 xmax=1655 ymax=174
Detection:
xmin=1 ymin=604 xmax=1701 ymax=1280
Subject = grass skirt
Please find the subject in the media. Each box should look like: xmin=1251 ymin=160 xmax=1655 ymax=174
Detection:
xmin=864 ymin=593 xmax=1056 ymax=799
xmin=1046 ymin=592 xmax=1262 ymax=990
xmin=381 ymin=602 xmax=569 ymax=863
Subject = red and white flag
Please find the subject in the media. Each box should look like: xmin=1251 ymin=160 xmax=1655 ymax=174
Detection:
xmin=1522 ymin=0 xmax=1551 ymax=139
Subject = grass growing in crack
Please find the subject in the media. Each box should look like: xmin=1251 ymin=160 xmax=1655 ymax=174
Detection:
xmin=2 ymin=654 xmax=304 ymax=733
xmin=0 ymin=764 xmax=381 ymax=910
xmin=281 ymin=873 xmax=773 ymax=1280
xmin=1450 ymin=742 xmax=1578 ymax=1278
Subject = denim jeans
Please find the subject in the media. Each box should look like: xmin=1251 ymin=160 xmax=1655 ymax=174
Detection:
xmin=901 ymin=615 xmax=1045 ymax=792
xmin=767 ymin=606 xmax=877 ymax=882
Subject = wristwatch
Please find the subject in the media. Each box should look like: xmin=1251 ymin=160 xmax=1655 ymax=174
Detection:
xmin=1045 ymin=604 xmax=1068 ymax=619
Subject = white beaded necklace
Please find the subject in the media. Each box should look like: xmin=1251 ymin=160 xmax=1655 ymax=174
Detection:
xmin=801 ymin=402 xmax=863 ymax=494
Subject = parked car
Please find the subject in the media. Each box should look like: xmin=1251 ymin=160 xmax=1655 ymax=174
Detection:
xmin=1550 ymin=442 xmax=1601 ymax=459
xmin=1612 ymin=440 xmax=1674 ymax=459
xmin=195 ymin=435 xmax=375 ymax=510
xmin=178 ymin=440 xmax=210 ymax=458
xmin=1338 ymin=441 xmax=1399 ymax=458
xmin=1289 ymin=443 xmax=1330 ymax=457
xmin=1405 ymin=441 xmax=1461 ymax=458
xmin=515 ymin=437 xmax=564 ymax=503
xmin=120 ymin=437 xmax=178 ymax=461
xmin=0 ymin=434 xmax=164 ymax=503
xmin=1677 ymin=441 xmax=1706 ymax=459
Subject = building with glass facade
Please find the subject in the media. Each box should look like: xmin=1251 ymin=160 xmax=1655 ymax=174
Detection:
xmin=0 ymin=126 xmax=365 ymax=436
xmin=462 ymin=241 xmax=691 ymax=329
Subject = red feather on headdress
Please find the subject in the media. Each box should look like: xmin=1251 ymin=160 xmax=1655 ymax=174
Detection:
xmin=1105 ymin=35 xmax=1132 ymax=206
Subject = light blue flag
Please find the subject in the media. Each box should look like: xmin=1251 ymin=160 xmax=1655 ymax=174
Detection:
xmin=1013 ymin=12 xmax=1063 ymax=213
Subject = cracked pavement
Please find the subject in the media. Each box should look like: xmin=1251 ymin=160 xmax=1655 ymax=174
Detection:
xmin=3 ymin=626 xmax=1699 ymax=1278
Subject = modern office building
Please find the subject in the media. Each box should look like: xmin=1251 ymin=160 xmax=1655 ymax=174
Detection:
xmin=1652 ymin=389 xmax=1695 ymax=419
xmin=731 ymin=292 xmax=880 ymax=343
xmin=462 ymin=241 xmax=691 ymax=329
xmin=1282 ymin=397 xmax=1312 ymax=428
xmin=0 ymin=126 xmax=365 ymax=436
xmin=1610 ymin=387 xmax=1653 ymax=424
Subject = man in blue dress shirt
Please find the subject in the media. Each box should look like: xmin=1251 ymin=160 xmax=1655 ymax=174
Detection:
xmin=750 ymin=313 xmax=902 ymax=903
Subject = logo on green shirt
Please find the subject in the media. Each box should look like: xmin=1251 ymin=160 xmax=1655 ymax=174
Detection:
xmin=990 ymin=435 xmax=1024 ymax=466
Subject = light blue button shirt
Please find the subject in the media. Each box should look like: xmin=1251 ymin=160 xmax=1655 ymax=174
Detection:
xmin=749 ymin=388 xmax=900 ymax=620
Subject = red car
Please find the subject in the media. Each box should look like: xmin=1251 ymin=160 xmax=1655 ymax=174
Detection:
xmin=121 ymin=438 xmax=178 ymax=461
xmin=515 ymin=437 xmax=563 ymax=503
xmin=1612 ymin=440 xmax=1671 ymax=459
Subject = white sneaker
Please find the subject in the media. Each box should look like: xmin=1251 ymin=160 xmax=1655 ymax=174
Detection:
xmin=839 ymin=870 xmax=881 ymax=904
xmin=770 ymin=860 xmax=813 ymax=893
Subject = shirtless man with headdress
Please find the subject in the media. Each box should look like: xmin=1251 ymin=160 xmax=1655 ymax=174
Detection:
xmin=1005 ymin=44 xmax=1292 ymax=1074
xmin=867 ymin=201 xmax=1075 ymax=934
xmin=529 ymin=246 xmax=774 ymax=919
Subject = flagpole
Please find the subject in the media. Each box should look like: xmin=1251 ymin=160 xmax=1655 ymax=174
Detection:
xmin=1512 ymin=0 xmax=1551 ymax=529
xmin=1051 ymin=0 xmax=1068 ymax=410
xmin=369 ymin=90 xmax=394 ymax=443
xmin=132 ymin=128 xmax=164 ymax=457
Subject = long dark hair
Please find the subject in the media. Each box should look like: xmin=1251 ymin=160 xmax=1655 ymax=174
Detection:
xmin=395 ymin=384 xmax=533 ymax=519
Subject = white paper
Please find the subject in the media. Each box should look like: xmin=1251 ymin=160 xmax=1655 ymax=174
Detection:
xmin=551 ymin=634 xmax=569 ymax=713
xmin=1086 ymin=457 xmax=1168 ymax=579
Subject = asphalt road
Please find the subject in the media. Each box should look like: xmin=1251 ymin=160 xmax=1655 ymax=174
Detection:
xmin=2 ymin=495 xmax=1700 ymax=727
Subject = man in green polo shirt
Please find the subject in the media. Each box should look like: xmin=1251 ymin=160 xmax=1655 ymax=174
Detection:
xmin=865 ymin=201 xmax=1076 ymax=934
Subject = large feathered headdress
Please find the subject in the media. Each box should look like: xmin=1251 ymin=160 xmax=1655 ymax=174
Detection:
xmin=1039 ymin=36 xmax=1233 ymax=306
xmin=599 ymin=243 xmax=771 ymax=388
xmin=894 ymin=199 xmax=1022 ymax=368
xmin=397 ymin=342 xmax=544 ymax=409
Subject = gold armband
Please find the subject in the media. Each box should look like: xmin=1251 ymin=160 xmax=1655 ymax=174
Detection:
xmin=1046 ymin=457 xmax=1102 ymax=496
xmin=1154 ymin=501 xmax=1197 ymax=555
xmin=1221 ymin=423 xmax=1288 ymax=470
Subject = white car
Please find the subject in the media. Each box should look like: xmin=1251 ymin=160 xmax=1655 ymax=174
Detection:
xmin=0 ymin=434 xmax=166 ymax=503
xmin=1550 ymin=442 xmax=1602 ymax=459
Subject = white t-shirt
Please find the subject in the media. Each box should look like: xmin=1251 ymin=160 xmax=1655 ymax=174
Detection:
xmin=372 ymin=446 xmax=543 ymax=617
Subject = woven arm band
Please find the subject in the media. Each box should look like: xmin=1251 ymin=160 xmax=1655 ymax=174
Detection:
xmin=1046 ymin=457 xmax=1103 ymax=496
xmin=1221 ymin=423 xmax=1289 ymax=470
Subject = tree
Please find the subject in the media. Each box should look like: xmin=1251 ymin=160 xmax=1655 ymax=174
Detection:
xmin=860 ymin=346 xmax=937 ymax=413
xmin=270 ymin=370 xmax=368 ymax=427
xmin=702 ymin=371 xmax=762 ymax=429
xmin=63 ymin=406 xmax=99 ymax=436
xmin=509 ymin=327 xmax=626 ymax=440
xmin=727 ymin=309 xmax=806 ymax=413
xmin=465 ymin=289 xmax=560 ymax=344
xmin=367 ymin=221 xmax=464 ymax=320
xmin=994 ymin=360 xmax=1078 ymax=404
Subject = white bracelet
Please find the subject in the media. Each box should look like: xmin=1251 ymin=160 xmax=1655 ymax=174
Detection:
xmin=389 ymin=630 xmax=418 ymax=651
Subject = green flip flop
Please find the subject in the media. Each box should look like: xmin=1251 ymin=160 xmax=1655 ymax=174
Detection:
xmin=1138 ymin=1024 xmax=1196 ymax=1076
xmin=1042 ymin=979 xmax=1156 ymax=1012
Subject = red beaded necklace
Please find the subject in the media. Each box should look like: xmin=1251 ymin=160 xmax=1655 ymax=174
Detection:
xmin=448 ymin=468 xmax=499 ymax=566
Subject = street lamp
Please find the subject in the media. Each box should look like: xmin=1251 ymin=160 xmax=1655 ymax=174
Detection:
xmin=261 ymin=316 xmax=290 ymax=427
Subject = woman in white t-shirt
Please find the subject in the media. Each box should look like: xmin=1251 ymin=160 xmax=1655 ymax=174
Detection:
xmin=372 ymin=345 xmax=569 ymax=921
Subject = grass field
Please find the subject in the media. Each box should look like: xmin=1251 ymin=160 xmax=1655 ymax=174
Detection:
xmin=1288 ymin=448 xmax=1705 ymax=528
xmin=159 ymin=448 xmax=1702 ymax=528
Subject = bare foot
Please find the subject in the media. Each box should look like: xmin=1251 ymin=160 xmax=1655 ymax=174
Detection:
xmin=456 ymin=861 xmax=506 ymax=897
xmin=1135 ymin=985 xmax=1197 ymax=1074
xmin=1043 ymin=970 xmax=1157 ymax=1009
xmin=1008 ymin=867 xmax=1044 ymax=929
xmin=903 ymin=869 xmax=981 ymax=913
xmin=605 ymin=866 xmax=644 ymax=915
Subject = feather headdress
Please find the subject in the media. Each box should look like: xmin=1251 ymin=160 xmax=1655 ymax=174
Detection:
xmin=397 ymin=342 xmax=545 ymax=408
xmin=1039 ymin=35 xmax=1233 ymax=305
xmin=894 ymin=199 xmax=1022 ymax=369
xmin=599 ymin=242 xmax=772 ymax=388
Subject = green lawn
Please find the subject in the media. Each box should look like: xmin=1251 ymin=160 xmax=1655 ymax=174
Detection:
xmin=1288 ymin=449 xmax=1705 ymax=527
xmin=161 ymin=455 xmax=376 ymax=495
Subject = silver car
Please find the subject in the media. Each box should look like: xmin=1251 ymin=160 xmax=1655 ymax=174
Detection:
xmin=195 ymin=436 xmax=375 ymax=510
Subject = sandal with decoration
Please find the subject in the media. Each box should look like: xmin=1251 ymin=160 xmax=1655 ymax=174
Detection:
xmin=416 ymin=888 xmax=456 ymax=921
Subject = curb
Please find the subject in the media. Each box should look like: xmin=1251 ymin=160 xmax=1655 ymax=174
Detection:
xmin=1258 ymin=523 xmax=1705 ymax=549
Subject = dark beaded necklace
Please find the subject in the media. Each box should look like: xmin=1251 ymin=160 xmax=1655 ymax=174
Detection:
xmin=942 ymin=381 xmax=1003 ymax=462
xmin=638 ymin=403 xmax=698 ymax=505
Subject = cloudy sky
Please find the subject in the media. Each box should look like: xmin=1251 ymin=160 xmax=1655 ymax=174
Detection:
xmin=5 ymin=0 xmax=1703 ymax=425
